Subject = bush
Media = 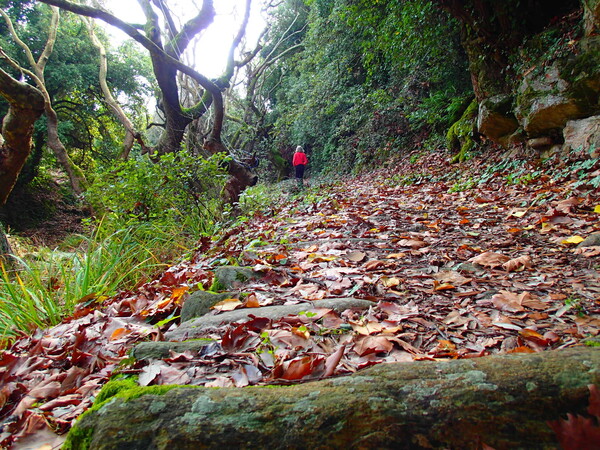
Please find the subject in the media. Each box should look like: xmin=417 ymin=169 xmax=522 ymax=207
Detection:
xmin=85 ymin=152 xmax=229 ymax=238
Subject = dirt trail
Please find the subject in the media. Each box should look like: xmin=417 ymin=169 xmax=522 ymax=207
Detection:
xmin=1 ymin=148 xmax=599 ymax=447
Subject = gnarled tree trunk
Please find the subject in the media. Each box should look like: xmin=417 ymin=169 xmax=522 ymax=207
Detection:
xmin=0 ymin=68 xmax=45 ymax=268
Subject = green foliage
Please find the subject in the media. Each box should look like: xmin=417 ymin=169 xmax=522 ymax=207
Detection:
xmin=0 ymin=223 xmax=171 ymax=343
xmin=259 ymin=0 xmax=471 ymax=176
xmin=0 ymin=2 xmax=154 ymax=174
xmin=85 ymin=152 xmax=229 ymax=239
xmin=446 ymin=99 xmax=478 ymax=163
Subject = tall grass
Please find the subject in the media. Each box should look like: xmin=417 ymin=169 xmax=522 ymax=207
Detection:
xmin=0 ymin=223 xmax=184 ymax=345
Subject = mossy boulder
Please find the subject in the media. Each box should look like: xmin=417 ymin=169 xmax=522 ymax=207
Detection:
xmin=515 ymin=40 xmax=600 ymax=138
xmin=180 ymin=291 xmax=239 ymax=322
xmin=211 ymin=266 xmax=264 ymax=291
xmin=563 ymin=115 xmax=600 ymax=156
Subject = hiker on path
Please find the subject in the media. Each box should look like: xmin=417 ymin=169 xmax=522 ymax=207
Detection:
xmin=293 ymin=145 xmax=308 ymax=187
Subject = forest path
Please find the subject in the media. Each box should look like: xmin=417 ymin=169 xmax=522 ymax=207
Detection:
xmin=2 ymin=148 xmax=600 ymax=448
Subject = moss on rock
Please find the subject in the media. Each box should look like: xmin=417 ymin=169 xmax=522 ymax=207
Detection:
xmin=64 ymin=347 xmax=599 ymax=449
xmin=447 ymin=98 xmax=478 ymax=163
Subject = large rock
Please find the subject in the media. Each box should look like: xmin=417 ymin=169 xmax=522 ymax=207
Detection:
xmin=180 ymin=291 xmax=238 ymax=322
xmin=131 ymin=340 xmax=214 ymax=361
xmin=477 ymin=94 xmax=519 ymax=141
xmin=64 ymin=347 xmax=600 ymax=449
xmin=515 ymin=41 xmax=600 ymax=139
xmin=212 ymin=266 xmax=264 ymax=290
xmin=563 ymin=115 xmax=600 ymax=157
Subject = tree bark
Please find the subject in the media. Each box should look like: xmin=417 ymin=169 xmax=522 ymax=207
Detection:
xmin=0 ymin=6 xmax=87 ymax=195
xmin=0 ymin=69 xmax=45 ymax=269
xmin=65 ymin=347 xmax=599 ymax=450
xmin=0 ymin=69 xmax=45 ymax=204
xmin=86 ymin=19 xmax=145 ymax=160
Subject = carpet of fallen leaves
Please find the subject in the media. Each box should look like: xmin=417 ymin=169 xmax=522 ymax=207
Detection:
xmin=1 ymin=148 xmax=599 ymax=447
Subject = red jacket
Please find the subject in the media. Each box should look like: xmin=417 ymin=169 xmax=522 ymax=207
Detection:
xmin=293 ymin=151 xmax=308 ymax=166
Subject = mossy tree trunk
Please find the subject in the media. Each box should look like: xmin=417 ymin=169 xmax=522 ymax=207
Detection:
xmin=66 ymin=347 xmax=599 ymax=450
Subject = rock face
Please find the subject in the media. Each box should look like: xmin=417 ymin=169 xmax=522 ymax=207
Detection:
xmin=515 ymin=56 xmax=600 ymax=139
xmin=477 ymin=94 xmax=519 ymax=142
xmin=64 ymin=347 xmax=600 ymax=449
xmin=563 ymin=116 xmax=600 ymax=156
xmin=453 ymin=1 xmax=600 ymax=155
xmin=477 ymin=38 xmax=600 ymax=153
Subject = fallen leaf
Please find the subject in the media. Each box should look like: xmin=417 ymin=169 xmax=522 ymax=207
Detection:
xmin=387 ymin=252 xmax=406 ymax=259
xmin=353 ymin=336 xmax=394 ymax=356
xmin=324 ymin=345 xmax=345 ymax=377
xmin=397 ymin=239 xmax=428 ymax=249
xmin=211 ymin=298 xmax=243 ymax=312
xmin=492 ymin=321 xmax=523 ymax=331
xmin=561 ymin=236 xmax=585 ymax=245
xmin=470 ymin=251 xmax=510 ymax=268
xmin=508 ymin=208 xmax=528 ymax=218
xmin=381 ymin=276 xmax=401 ymax=288
xmin=502 ymin=255 xmax=532 ymax=272
xmin=277 ymin=356 xmax=322 ymax=380
xmin=492 ymin=291 xmax=525 ymax=312
xmin=243 ymin=294 xmax=260 ymax=308
xmin=507 ymin=346 xmax=536 ymax=353
xmin=109 ymin=327 xmax=130 ymax=341
xmin=346 ymin=251 xmax=366 ymax=262
xmin=519 ymin=329 xmax=550 ymax=347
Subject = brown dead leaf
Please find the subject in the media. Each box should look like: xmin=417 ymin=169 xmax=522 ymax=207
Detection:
xmin=381 ymin=276 xmax=401 ymax=288
xmin=507 ymin=346 xmax=536 ymax=354
xmin=353 ymin=336 xmax=394 ymax=356
xmin=397 ymin=239 xmax=428 ymax=249
xmin=243 ymin=294 xmax=260 ymax=308
xmin=470 ymin=251 xmax=510 ymax=268
xmin=432 ymin=271 xmax=471 ymax=286
xmin=277 ymin=355 xmax=323 ymax=380
xmin=211 ymin=298 xmax=243 ymax=312
xmin=492 ymin=291 xmax=525 ymax=312
xmin=554 ymin=197 xmax=579 ymax=214
xmin=574 ymin=246 xmax=600 ymax=257
xmin=387 ymin=252 xmax=406 ymax=259
xmin=324 ymin=344 xmax=346 ymax=377
xmin=349 ymin=320 xmax=386 ymax=335
xmin=502 ymin=255 xmax=532 ymax=272
xmin=363 ymin=260 xmax=388 ymax=271
xmin=346 ymin=251 xmax=366 ymax=262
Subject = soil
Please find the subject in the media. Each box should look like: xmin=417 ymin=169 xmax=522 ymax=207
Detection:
xmin=0 ymin=176 xmax=87 ymax=247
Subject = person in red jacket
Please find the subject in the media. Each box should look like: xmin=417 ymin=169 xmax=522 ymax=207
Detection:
xmin=292 ymin=145 xmax=308 ymax=187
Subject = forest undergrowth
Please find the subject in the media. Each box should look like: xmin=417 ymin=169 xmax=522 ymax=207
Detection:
xmin=1 ymin=146 xmax=600 ymax=448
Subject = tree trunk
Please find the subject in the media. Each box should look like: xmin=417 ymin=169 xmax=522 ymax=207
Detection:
xmin=0 ymin=68 xmax=45 ymax=204
xmin=45 ymin=107 xmax=86 ymax=195
xmin=86 ymin=19 xmax=144 ymax=160
xmin=0 ymin=69 xmax=45 ymax=269
xmin=64 ymin=347 xmax=600 ymax=450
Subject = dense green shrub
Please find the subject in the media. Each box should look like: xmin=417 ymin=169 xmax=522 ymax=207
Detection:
xmin=85 ymin=152 xmax=229 ymax=238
